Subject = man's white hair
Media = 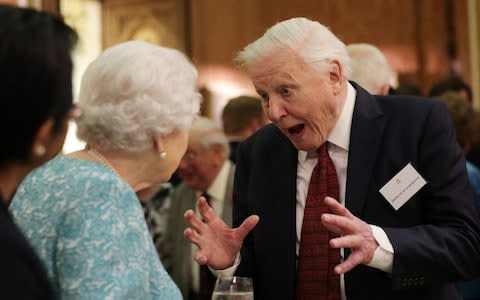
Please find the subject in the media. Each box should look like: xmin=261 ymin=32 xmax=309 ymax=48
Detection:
xmin=346 ymin=43 xmax=392 ymax=94
xmin=190 ymin=116 xmax=230 ymax=158
xmin=76 ymin=40 xmax=201 ymax=153
xmin=236 ymin=17 xmax=351 ymax=78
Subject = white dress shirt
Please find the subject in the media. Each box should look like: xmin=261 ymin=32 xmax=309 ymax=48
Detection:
xmin=216 ymin=83 xmax=393 ymax=300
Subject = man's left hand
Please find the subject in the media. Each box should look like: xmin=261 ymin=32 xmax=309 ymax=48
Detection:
xmin=321 ymin=196 xmax=378 ymax=274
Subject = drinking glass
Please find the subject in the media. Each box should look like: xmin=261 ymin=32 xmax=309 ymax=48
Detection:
xmin=211 ymin=276 xmax=254 ymax=300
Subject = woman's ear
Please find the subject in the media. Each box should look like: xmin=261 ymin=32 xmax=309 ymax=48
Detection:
xmin=152 ymin=136 xmax=167 ymax=159
xmin=153 ymin=136 xmax=164 ymax=152
xmin=153 ymin=136 xmax=169 ymax=160
xmin=31 ymin=118 xmax=55 ymax=158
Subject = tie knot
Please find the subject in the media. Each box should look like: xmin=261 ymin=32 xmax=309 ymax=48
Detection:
xmin=318 ymin=143 xmax=329 ymax=157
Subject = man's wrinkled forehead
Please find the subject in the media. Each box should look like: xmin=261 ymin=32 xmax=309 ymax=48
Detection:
xmin=248 ymin=49 xmax=305 ymax=84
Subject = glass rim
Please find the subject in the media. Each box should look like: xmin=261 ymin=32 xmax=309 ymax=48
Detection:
xmin=216 ymin=276 xmax=252 ymax=281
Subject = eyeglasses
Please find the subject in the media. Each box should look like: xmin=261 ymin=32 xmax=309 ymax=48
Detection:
xmin=181 ymin=151 xmax=199 ymax=162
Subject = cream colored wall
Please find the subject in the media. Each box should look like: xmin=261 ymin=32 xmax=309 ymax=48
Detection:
xmin=61 ymin=0 xmax=102 ymax=152
xmin=0 ymin=0 xmax=19 ymax=5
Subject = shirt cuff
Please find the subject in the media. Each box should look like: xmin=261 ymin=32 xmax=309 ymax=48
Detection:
xmin=367 ymin=225 xmax=394 ymax=273
xmin=209 ymin=253 xmax=241 ymax=277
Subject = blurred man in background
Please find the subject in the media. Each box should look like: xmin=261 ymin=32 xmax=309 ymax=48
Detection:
xmin=221 ymin=95 xmax=268 ymax=163
xmin=347 ymin=43 xmax=392 ymax=95
xmin=165 ymin=116 xmax=233 ymax=300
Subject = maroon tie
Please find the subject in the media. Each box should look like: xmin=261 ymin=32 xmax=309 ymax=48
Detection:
xmin=296 ymin=143 xmax=341 ymax=300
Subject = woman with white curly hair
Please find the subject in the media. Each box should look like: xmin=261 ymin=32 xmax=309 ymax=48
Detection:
xmin=10 ymin=40 xmax=201 ymax=299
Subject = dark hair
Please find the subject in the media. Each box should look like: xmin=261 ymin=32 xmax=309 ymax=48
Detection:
xmin=389 ymin=83 xmax=422 ymax=97
xmin=221 ymin=95 xmax=264 ymax=135
xmin=429 ymin=76 xmax=473 ymax=103
xmin=437 ymin=92 xmax=475 ymax=150
xmin=0 ymin=5 xmax=77 ymax=166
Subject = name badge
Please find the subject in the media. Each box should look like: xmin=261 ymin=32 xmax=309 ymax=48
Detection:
xmin=379 ymin=163 xmax=427 ymax=210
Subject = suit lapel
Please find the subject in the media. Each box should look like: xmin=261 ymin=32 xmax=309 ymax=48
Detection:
xmin=221 ymin=164 xmax=235 ymax=227
xmin=255 ymin=127 xmax=298 ymax=298
xmin=345 ymin=84 xmax=386 ymax=217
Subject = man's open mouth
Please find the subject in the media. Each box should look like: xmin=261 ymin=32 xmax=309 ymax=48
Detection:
xmin=287 ymin=124 xmax=304 ymax=135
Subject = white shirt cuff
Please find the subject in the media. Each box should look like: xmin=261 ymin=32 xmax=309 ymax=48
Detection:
xmin=367 ymin=225 xmax=394 ymax=273
xmin=209 ymin=253 xmax=241 ymax=277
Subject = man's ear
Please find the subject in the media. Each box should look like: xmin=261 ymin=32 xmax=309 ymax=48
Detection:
xmin=31 ymin=118 xmax=55 ymax=158
xmin=379 ymin=84 xmax=390 ymax=96
xmin=247 ymin=119 xmax=262 ymax=135
xmin=329 ymin=60 xmax=344 ymax=94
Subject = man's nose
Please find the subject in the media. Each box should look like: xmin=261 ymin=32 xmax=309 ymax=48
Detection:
xmin=267 ymin=97 xmax=287 ymax=122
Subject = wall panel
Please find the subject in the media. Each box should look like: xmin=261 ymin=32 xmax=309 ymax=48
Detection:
xmin=103 ymin=0 xmax=187 ymax=51
xmin=189 ymin=0 xmax=470 ymax=94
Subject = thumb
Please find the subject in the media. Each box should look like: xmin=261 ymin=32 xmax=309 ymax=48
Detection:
xmin=236 ymin=215 xmax=260 ymax=240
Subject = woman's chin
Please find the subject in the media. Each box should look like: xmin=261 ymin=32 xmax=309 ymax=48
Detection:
xmin=136 ymin=185 xmax=161 ymax=203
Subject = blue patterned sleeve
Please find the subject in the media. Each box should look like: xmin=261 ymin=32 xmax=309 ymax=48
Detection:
xmin=54 ymin=186 xmax=152 ymax=299
xmin=54 ymin=179 xmax=184 ymax=299
xmin=10 ymin=157 xmax=182 ymax=300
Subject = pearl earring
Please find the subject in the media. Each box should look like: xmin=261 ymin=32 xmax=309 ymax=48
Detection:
xmin=36 ymin=145 xmax=46 ymax=156
xmin=160 ymin=151 xmax=167 ymax=159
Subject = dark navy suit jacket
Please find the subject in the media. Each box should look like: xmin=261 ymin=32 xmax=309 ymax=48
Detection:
xmin=0 ymin=199 xmax=54 ymax=299
xmin=233 ymin=83 xmax=480 ymax=300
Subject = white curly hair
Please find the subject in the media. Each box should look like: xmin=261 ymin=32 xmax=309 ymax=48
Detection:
xmin=76 ymin=40 xmax=201 ymax=153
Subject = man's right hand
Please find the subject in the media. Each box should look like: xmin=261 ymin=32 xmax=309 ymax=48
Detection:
xmin=183 ymin=196 xmax=259 ymax=270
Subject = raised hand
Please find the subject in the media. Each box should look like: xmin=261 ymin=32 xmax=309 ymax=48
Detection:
xmin=321 ymin=196 xmax=378 ymax=274
xmin=184 ymin=196 xmax=259 ymax=270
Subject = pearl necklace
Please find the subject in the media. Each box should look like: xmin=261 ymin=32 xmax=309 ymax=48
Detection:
xmin=85 ymin=146 xmax=120 ymax=177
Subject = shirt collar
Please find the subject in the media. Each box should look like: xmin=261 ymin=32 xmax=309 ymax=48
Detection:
xmin=204 ymin=160 xmax=232 ymax=202
xmin=299 ymin=81 xmax=356 ymax=161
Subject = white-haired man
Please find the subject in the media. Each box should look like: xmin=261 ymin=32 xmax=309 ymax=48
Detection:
xmin=184 ymin=18 xmax=480 ymax=300
xmin=164 ymin=116 xmax=233 ymax=300
xmin=347 ymin=43 xmax=392 ymax=95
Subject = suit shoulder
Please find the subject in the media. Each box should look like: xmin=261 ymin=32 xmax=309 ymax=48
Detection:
xmin=376 ymin=95 xmax=445 ymax=112
xmin=242 ymin=124 xmax=287 ymax=147
xmin=374 ymin=95 xmax=448 ymax=121
xmin=249 ymin=123 xmax=280 ymax=137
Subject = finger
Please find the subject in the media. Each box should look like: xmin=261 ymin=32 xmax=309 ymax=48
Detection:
xmin=193 ymin=250 xmax=208 ymax=265
xmin=322 ymin=213 xmax=358 ymax=235
xmin=334 ymin=251 xmax=364 ymax=274
xmin=184 ymin=209 xmax=204 ymax=232
xmin=236 ymin=215 xmax=260 ymax=240
xmin=197 ymin=197 xmax=217 ymax=223
xmin=330 ymin=234 xmax=363 ymax=249
xmin=324 ymin=196 xmax=354 ymax=218
xmin=184 ymin=227 xmax=201 ymax=245
xmin=321 ymin=219 xmax=343 ymax=236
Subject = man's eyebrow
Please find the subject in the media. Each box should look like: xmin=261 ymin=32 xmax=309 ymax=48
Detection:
xmin=271 ymin=72 xmax=297 ymax=84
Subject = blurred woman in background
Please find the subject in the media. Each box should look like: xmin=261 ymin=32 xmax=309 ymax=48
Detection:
xmin=10 ymin=40 xmax=201 ymax=299
xmin=436 ymin=92 xmax=480 ymax=300
xmin=0 ymin=5 xmax=77 ymax=299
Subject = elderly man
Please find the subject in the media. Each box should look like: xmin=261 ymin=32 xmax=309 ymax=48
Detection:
xmin=184 ymin=18 xmax=480 ymax=300
xmin=164 ymin=116 xmax=233 ymax=300
xmin=346 ymin=43 xmax=392 ymax=95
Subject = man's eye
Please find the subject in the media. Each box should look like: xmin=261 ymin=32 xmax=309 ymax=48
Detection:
xmin=280 ymin=87 xmax=290 ymax=96
xmin=258 ymin=91 xmax=269 ymax=101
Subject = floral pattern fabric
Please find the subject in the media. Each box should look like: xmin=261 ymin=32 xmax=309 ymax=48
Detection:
xmin=10 ymin=155 xmax=181 ymax=300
